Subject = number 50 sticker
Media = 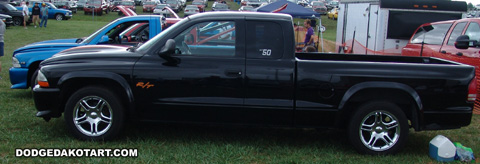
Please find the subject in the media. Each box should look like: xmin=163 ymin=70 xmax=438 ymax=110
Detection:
xmin=259 ymin=49 xmax=272 ymax=56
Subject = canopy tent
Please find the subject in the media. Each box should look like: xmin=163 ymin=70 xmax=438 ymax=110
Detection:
xmin=256 ymin=0 xmax=320 ymax=18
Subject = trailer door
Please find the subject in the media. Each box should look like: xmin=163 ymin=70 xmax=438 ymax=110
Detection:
xmin=367 ymin=5 xmax=379 ymax=54
xmin=343 ymin=3 xmax=370 ymax=54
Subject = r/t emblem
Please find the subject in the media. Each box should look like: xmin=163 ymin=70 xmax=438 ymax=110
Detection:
xmin=136 ymin=82 xmax=154 ymax=89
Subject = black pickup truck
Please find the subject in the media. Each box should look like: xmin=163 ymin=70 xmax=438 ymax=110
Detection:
xmin=33 ymin=12 xmax=476 ymax=155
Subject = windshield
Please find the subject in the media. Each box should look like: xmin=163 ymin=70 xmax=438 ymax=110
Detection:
xmin=166 ymin=0 xmax=177 ymax=4
xmin=243 ymin=6 xmax=253 ymax=10
xmin=312 ymin=2 xmax=324 ymax=6
xmin=216 ymin=4 xmax=227 ymax=9
xmin=156 ymin=4 xmax=167 ymax=8
xmin=249 ymin=0 xmax=260 ymax=2
xmin=81 ymin=17 xmax=124 ymax=44
xmin=330 ymin=1 xmax=338 ymax=5
xmin=192 ymin=1 xmax=202 ymax=5
xmin=46 ymin=3 xmax=58 ymax=9
xmin=121 ymin=1 xmax=134 ymax=5
xmin=137 ymin=17 xmax=190 ymax=51
xmin=144 ymin=1 xmax=156 ymax=5
xmin=186 ymin=6 xmax=197 ymax=9
xmin=5 ymin=4 xmax=17 ymax=11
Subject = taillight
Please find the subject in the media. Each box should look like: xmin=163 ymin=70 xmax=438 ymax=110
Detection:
xmin=467 ymin=77 xmax=477 ymax=102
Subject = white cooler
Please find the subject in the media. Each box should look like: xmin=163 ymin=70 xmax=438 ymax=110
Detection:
xmin=429 ymin=135 xmax=456 ymax=162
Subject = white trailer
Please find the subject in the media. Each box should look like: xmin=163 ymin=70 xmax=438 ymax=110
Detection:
xmin=335 ymin=0 xmax=467 ymax=55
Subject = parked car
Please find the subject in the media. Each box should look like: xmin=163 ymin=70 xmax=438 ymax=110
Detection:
xmin=212 ymin=2 xmax=228 ymax=11
xmin=32 ymin=12 xmax=476 ymax=156
xmin=245 ymin=0 xmax=261 ymax=8
xmin=191 ymin=0 xmax=205 ymax=12
xmin=9 ymin=15 xmax=166 ymax=90
xmin=112 ymin=1 xmax=136 ymax=12
xmin=327 ymin=7 xmax=337 ymax=20
xmin=84 ymin=0 xmax=109 ymax=15
xmin=183 ymin=5 xmax=199 ymax=16
xmin=76 ymin=0 xmax=87 ymax=10
xmin=238 ymin=5 xmax=254 ymax=12
xmin=0 ymin=13 xmax=13 ymax=26
xmin=53 ymin=1 xmax=78 ymax=13
xmin=311 ymin=1 xmax=327 ymax=15
xmin=165 ymin=0 xmax=182 ymax=12
xmin=15 ymin=2 xmax=72 ymax=21
xmin=142 ymin=1 xmax=159 ymax=12
xmin=402 ymin=18 xmax=480 ymax=105
xmin=153 ymin=4 xmax=169 ymax=15
xmin=326 ymin=0 xmax=338 ymax=11
xmin=0 ymin=2 xmax=31 ymax=26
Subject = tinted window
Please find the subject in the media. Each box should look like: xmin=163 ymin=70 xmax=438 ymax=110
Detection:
xmin=447 ymin=22 xmax=467 ymax=45
xmin=246 ymin=21 xmax=283 ymax=59
xmin=388 ymin=11 xmax=461 ymax=39
xmin=465 ymin=22 xmax=480 ymax=44
xmin=410 ymin=23 xmax=451 ymax=45
xmin=173 ymin=21 xmax=236 ymax=57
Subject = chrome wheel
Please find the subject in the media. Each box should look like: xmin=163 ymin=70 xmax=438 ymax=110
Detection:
xmin=73 ymin=96 xmax=113 ymax=137
xmin=55 ymin=14 xmax=64 ymax=21
xmin=359 ymin=111 xmax=400 ymax=151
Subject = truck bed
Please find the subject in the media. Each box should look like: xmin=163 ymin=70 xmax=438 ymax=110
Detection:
xmin=295 ymin=53 xmax=460 ymax=65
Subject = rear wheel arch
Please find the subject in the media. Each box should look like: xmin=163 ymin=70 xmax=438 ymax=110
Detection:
xmin=336 ymin=83 xmax=422 ymax=130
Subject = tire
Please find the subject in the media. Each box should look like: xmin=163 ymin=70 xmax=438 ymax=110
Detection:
xmin=64 ymin=86 xmax=125 ymax=140
xmin=13 ymin=17 xmax=22 ymax=26
xmin=55 ymin=14 xmax=64 ymax=21
xmin=348 ymin=101 xmax=409 ymax=155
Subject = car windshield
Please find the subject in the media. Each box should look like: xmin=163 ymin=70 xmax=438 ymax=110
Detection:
xmin=330 ymin=1 xmax=338 ymax=5
xmin=155 ymin=4 xmax=166 ymax=8
xmin=121 ymin=1 xmax=134 ymax=5
xmin=144 ymin=1 xmax=156 ymax=5
xmin=243 ymin=6 xmax=253 ymax=10
xmin=192 ymin=1 xmax=202 ymax=5
xmin=4 ymin=4 xmax=17 ymax=11
xmin=216 ymin=4 xmax=227 ymax=9
xmin=249 ymin=0 xmax=260 ymax=2
xmin=137 ymin=17 xmax=190 ymax=52
xmin=186 ymin=5 xmax=197 ymax=9
xmin=166 ymin=0 xmax=176 ymax=4
xmin=312 ymin=2 xmax=324 ymax=6
xmin=46 ymin=3 xmax=58 ymax=9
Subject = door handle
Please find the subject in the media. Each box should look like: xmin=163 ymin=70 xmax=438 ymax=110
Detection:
xmin=225 ymin=70 xmax=242 ymax=77
xmin=440 ymin=50 xmax=446 ymax=54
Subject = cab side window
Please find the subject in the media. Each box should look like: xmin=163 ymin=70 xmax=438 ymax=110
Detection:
xmin=246 ymin=21 xmax=283 ymax=59
xmin=465 ymin=22 xmax=480 ymax=46
xmin=447 ymin=22 xmax=467 ymax=45
xmin=173 ymin=21 xmax=236 ymax=57
xmin=411 ymin=23 xmax=451 ymax=45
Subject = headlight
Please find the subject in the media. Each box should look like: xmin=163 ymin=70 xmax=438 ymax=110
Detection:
xmin=12 ymin=57 xmax=21 ymax=68
xmin=37 ymin=70 xmax=50 ymax=88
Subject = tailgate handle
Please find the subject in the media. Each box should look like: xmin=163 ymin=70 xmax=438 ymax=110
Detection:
xmin=441 ymin=50 xmax=446 ymax=54
xmin=225 ymin=70 xmax=242 ymax=77
xmin=456 ymin=52 xmax=463 ymax=56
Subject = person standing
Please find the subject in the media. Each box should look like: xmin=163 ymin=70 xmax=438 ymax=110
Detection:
xmin=40 ymin=3 xmax=48 ymax=28
xmin=23 ymin=2 xmax=29 ymax=29
xmin=32 ymin=3 xmax=40 ymax=28
xmin=0 ymin=19 xmax=5 ymax=79
xmin=303 ymin=19 xmax=315 ymax=51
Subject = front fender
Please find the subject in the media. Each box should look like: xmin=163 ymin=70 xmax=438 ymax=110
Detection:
xmin=57 ymin=71 xmax=135 ymax=113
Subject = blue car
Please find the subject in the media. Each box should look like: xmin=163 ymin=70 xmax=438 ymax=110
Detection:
xmin=9 ymin=15 xmax=166 ymax=89
xmin=16 ymin=2 xmax=72 ymax=21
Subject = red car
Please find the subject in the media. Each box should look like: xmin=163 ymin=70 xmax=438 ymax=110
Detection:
xmin=112 ymin=1 xmax=136 ymax=12
xmin=143 ymin=1 xmax=159 ymax=13
xmin=191 ymin=0 xmax=205 ymax=12
xmin=402 ymin=18 xmax=480 ymax=108
xmin=84 ymin=0 xmax=109 ymax=15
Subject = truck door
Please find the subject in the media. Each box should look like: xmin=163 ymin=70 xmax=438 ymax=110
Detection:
xmin=133 ymin=20 xmax=247 ymax=124
xmin=244 ymin=20 xmax=295 ymax=126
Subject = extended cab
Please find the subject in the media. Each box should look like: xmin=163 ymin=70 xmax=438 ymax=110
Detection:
xmin=9 ymin=15 xmax=165 ymax=89
xmin=33 ymin=12 xmax=476 ymax=155
xmin=402 ymin=18 xmax=480 ymax=110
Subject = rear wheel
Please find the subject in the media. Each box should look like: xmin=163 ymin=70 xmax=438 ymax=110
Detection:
xmin=64 ymin=86 xmax=125 ymax=140
xmin=348 ymin=101 xmax=409 ymax=155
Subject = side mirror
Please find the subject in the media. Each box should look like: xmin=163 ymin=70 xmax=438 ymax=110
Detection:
xmin=455 ymin=35 xmax=476 ymax=49
xmin=99 ymin=35 xmax=110 ymax=44
xmin=159 ymin=39 xmax=176 ymax=56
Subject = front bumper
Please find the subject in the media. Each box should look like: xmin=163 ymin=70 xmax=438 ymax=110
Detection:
xmin=9 ymin=67 xmax=28 ymax=89
xmin=33 ymin=85 xmax=63 ymax=119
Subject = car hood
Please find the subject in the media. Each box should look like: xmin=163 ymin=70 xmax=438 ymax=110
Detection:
xmin=14 ymin=42 xmax=82 ymax=56
xmin=53 ymin=45 xmax=131 ymax=57
xmin=31 ymin=38 xmax=79 ymax=44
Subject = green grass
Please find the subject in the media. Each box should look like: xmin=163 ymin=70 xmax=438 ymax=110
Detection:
xmin=0 ymin=6 xmax=479 ymax=163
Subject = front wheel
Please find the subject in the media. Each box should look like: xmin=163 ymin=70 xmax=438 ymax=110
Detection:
xmin=55 ymin=14 xmax=64 ymax=21
xmin=13 ymin=17 xmax=22 ymax=26
xmin=64 ymin=86 xmax=125 ymax=140
xmin=348 ymin=101 xmax=409 ymax=155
